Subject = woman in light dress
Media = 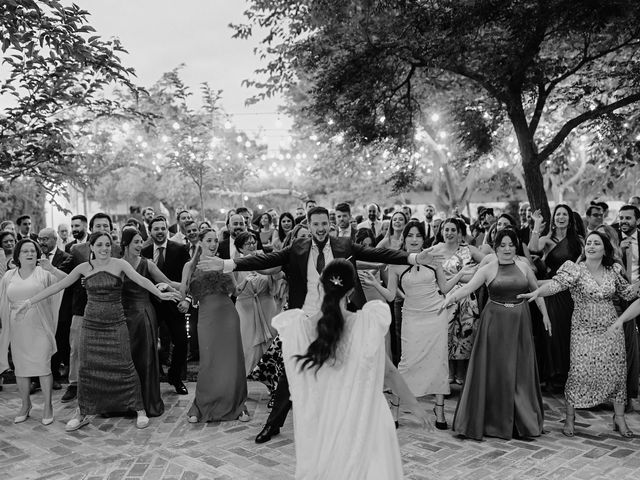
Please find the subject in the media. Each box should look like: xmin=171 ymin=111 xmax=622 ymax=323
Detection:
xmin=0 ymin=239 xmax=65 ymax=425
xmin=364 ymin=220 xmax=472 ymax=430
xmin=274 ymin=259 xmax=403 ymax=479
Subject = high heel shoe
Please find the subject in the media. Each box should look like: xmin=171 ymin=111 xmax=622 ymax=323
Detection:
xmin=14 ymin=405 xmax=32 ymax=424
xmin=42 ymin=416 xmax=55 ymax=426
xmin=613 ymin=414 xmax=634 ymax=438
xmin=562 ymin=413 xmax=575 ymax=437
xmin=433 ymin=403 xmax=448 ymax=430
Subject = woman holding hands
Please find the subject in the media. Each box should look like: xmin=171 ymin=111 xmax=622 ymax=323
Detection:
xmin=14 ymin=232 xmax=180 ymax=431
xmin=519 ymin=231 xmax=640 ymax=437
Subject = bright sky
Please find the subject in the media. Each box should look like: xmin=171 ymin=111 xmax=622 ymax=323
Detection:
xmin=74 ymin=0 xmax=292 ymax=149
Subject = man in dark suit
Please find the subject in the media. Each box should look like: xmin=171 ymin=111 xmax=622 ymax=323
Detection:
xmin=141 ymin=216 xmax=190 ymax=394
xmin=617 ymin=204 xmax=640 ymax=411
xmin=16 ymin=215 xmax=38 ymax=241
xmin=335 ymin=202 xmax=357 ymax=241
xmin=64 ymin=214 xmax=89 ymax=253
xmin=57 ymin=213 xmax=118 ymax=402
xmin=218 ymin=212 xmax=263 ymax=259
xmin=198 ymin=206 xmax=440 ymax=443
xmin=31 ymin=228 xmax=72 ymax=391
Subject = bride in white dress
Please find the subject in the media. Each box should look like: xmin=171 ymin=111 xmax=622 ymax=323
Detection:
xmin=273 ymin=259 xmax=403 ymax=480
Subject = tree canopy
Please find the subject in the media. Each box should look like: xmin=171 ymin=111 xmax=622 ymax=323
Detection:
xmin=234 ymin=0 xmax=640 ymax=218
xmin=1 ymin=0 xmax=140 ymax=201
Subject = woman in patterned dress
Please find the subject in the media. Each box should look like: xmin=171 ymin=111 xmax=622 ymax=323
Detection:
xmin=429 ymin=218 xmax=485 ymax=384
xmin=520 ymin=231 xmax=640 ymax=437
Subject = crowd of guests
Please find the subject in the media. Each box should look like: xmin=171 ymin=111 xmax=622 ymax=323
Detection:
xmin=1 ymin=195 xmax=640 ymax=475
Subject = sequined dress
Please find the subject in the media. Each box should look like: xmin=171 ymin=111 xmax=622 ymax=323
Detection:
xmin=187 ymin=270 xmax=247 ymax=421
xmin=79 ymin=271 xmax=144 ymax=415
xmin=546 ymin=261 xmax=636 ymax=407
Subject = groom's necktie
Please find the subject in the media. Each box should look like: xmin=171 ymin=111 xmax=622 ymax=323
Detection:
xmin=315 ymin=241 xmax=327 ymax=274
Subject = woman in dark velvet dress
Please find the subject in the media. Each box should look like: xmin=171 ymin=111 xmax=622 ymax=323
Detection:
xmin=528 ymin=205 xmax=583 ymax=390
xmin=121 ymin=227 xmax=181 ymax=417
xmin=443 ymin=229 xmax=551 ymax=440
xmin=181 ymin=229 xmax=249 ymax=423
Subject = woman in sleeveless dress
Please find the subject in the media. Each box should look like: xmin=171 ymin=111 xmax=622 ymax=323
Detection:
xmin=365 ymin=220 xmax=472 ymax=429
xmin=16 ymin=232 xmax=179 ymax=431
xmin=181 ymin=229 xmax=249 ymax=423
xmin=521 ymin=231 xmax=640 ymax=437
xmin=275 ymin=259 xmax=403 ymax=479
xmin=443 ymin=229 xmax=551 ymax=440
xmin=429 ymin=218 xmax=485 ymax=384
xmin=0 ymin=239 xmax=65 ymax=425
xmin=120 ymin=227 xmax=182 ymax=417
xmin=528 ymin=205 xmax=583 ymax=390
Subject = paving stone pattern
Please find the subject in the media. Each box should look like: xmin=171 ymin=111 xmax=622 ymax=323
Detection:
xmin=1 ymin=382 xmax=639 ymax=479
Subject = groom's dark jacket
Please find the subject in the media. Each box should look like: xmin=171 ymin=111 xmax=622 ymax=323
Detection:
xmin=233 ymin=236 xmax=410 ymax=309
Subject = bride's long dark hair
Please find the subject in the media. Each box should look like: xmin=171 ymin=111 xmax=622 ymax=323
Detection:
xmin=294 ymin=259 xmax=356 ymax=373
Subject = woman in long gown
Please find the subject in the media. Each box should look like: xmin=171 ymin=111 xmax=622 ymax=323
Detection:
xmin=364 ymin=220 xmax=471 ymax=429
xmin=521 ymin=231 xmax=640 ymax=437
xmin=443 ymin=229 xmax=551 ymax=440
xmin=182 ymin=229 xmax=249 ymax=423
xmin=528 ymin=204 xmax=583 ymax=389
xmin=429 ymin=218 xmax=485 ymax=384
xmin=233 ymin=231 xmax=279 ymax=374
xmin=275 ymin=259 xmax=403 ymax=479
xmin=120 ymin=227 xmax=182 ymax=417
xmin=0 ymin=239 xmax=65 ymax=425
xmin=16 ymin=232 xmax=179 ymax=431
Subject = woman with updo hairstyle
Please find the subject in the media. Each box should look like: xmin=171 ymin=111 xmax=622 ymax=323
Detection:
xmin=181 ymin=228 xmax=250 ymax=423
xmin=274 ymin=259 xmax=403 ymax=479
xmin=120 ymin=227 xmax=181 ymax=417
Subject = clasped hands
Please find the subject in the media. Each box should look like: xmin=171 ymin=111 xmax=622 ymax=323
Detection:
xmin=155 ymin=283 xmax=182 ymax=302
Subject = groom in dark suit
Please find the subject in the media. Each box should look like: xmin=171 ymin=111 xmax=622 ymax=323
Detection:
xmin=198 ymin=206 xmax=439 ymax=442
xmin=142 ymin=216 xmax=190 ymax=394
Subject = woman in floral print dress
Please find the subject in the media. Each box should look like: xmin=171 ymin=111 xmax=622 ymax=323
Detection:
xmin=521 ymin=231 xmax=640 ymax=438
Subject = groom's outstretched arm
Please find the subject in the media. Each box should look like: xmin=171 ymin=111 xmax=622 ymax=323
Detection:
xmin=230 ymin=247 xmax=292 ymax=272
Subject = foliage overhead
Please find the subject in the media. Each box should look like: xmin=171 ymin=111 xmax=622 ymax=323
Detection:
xmin=233 ymin=0 xmax=640 ymax=215
xmin=0 ymin=0 xmax=141 ymax=202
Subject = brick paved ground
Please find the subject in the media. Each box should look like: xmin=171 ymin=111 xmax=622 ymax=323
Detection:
xmin=1 ymin=381 xmax=639 ymax=480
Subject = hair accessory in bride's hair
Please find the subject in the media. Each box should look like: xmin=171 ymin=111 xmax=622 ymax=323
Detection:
xmin=329 ymin=276 xmax=343 ymax=287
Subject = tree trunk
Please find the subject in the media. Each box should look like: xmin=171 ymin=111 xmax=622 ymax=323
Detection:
xmin=522 ymin=154 xmax=551 ymax=224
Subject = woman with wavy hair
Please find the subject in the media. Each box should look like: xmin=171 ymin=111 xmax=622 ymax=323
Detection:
xmin=271 ymin=212 xmax=295 ymax=251
xmin=528 ymin=204 xmax=583 ymax=391
xmin=521 ymin=231 xmax=640 ymax=437
xmin=274 ymin=259 xmax=403 ymax=479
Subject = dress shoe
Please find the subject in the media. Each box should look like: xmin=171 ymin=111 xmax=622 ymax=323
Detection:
xmin=52 ymin=381 xmax=62 ymax=390
xmin=171 ymin=380 xmax=188 ymax=395
xmin=136 ymin=415 xmax=150 ymax=429
xmin=61 ymin=385 xmax=77 ymax=403
xmin=65 ymin=415 xmax=89 ymax=432
xmin=42 ymin=416 xmax=55 ymax=426
xmin=255 ymin=424 xmax=280 ymax=444
xmin=14 ymin=406 xmax=32 ymax=424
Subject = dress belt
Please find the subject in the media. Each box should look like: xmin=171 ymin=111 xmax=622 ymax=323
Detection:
xmin=489 ymin=299 xmax=524 ymax=308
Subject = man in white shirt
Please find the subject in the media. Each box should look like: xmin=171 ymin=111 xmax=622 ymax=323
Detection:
xmin=423 ymin=204 xmax=440 ymax=244
xmin=57 ymin=223 xmax=70 ymax=250
xmin=357 ymin=203 xmax=383 ymax=237
xmin=199 ymin=206 xmax=441 ymax=443
xmin=184 ymin=220 xmax=200 ymax=258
